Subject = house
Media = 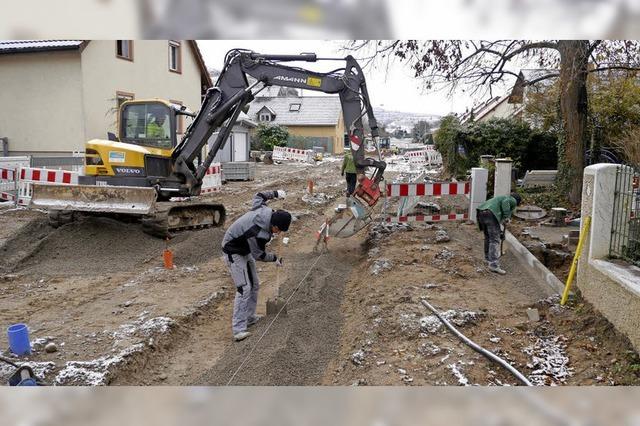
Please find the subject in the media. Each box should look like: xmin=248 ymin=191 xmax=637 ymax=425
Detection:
xmin=211 ymin=112 xmax=257 ymax=163
xmin=507 ymin=68 xmax=559 ymax=120
xmin=0 ymin=40 xmax=211 ymax=157
xmin=460 ymin=95 xmax=520 ymax=124
xmin=249 ymin=96 xmax=346 ymax=154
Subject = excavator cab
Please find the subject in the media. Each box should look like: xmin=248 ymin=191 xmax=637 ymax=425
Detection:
xmin=83 ymin=100 xmax=194 ymax=182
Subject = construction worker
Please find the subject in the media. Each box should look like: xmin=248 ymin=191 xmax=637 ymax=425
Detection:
xmin=222 ymin=190 xmax=291 ymax=342
xmin=146 ymin=111 xmax=167 ymax=139
xmin=341 ymin=149 xmax=357 ymax=196
xmin=476 ymin=192 xmax=522 ymax=275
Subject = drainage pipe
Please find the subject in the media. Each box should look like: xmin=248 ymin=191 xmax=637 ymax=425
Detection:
xmin=420 ymin=298 xmax=533 ymax=386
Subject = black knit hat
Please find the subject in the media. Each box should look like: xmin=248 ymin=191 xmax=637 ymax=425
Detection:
xmin=271 ymin=210 xmax=292 ymax=232
xmin=510 ymin=192 xmax=522 ymax=206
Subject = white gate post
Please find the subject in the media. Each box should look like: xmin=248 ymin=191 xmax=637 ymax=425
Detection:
xmin=470 ymin=167 xmax=488 ymax=223
xmin=494 ymin=158 xmax=513 ymax=197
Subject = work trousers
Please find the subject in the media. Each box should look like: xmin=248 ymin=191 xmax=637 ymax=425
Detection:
xmin=477 ymin=209 xmax=502 ymax=268
xmin=225 ymin=253 xmax=260 ymax=334
xmin=345 ymin=173 xmax=357 ymax=196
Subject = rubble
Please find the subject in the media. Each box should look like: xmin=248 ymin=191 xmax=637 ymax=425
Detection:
xmin=350 ymin=350 xmax=366 ymax=366
xmin=370 ymin=259 xmax=393 ymax=276
xmin=301 ymin=192 xmax=333 ymax=205
xmin=448 ymin=362 xmax=470 ymax=386
xmin=523 ymin=332 xmax=573 ymax=386
xmin=435 ymin=229 xmax=450 ymax=243
xmin=419 ymin=309 xmax=483 ymax=334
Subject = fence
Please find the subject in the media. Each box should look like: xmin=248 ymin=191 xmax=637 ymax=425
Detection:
xmin=288 ymin=136 xmax=334 ymax=153
xmin=609 ymin=164 xmax=640 ymax=267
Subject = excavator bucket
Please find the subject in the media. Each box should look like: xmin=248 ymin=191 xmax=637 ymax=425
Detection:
xmin=29 ymin=184 xmax=157 ymax=215
xmin=314 ymin=197 xmax=374 ymax=251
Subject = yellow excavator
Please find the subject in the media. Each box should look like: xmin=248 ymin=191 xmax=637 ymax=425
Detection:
xmin=31 ymin=49 xmax=386 ymax=238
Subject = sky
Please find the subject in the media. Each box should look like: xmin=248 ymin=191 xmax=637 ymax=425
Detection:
xmin=197 ymin=40 xmax=508 ymax=117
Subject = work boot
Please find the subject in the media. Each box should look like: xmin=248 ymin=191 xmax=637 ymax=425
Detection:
xmin=488 ymin=264 xmax=507 ymax=275
xmin=247 ymin=315 xmax=262 ymax=327
xmin=233 ymin=331 xmax=251 ymax=342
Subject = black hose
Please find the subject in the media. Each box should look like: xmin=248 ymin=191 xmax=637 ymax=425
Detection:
xmin=0 ymin=355 xmax=19 ymax=368
xmin=420 ymin=298 xmax=533 ymax=386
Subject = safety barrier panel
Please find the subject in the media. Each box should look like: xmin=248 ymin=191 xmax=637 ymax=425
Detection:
xmin=0 ymin=166 xmax=79 ymax=206
xmin=272 ymin=146 xmax=314 ymax=163
xmin=385 ymin=181 xmax=472 ymax=223
xmin=0 ymin=167 xmax=17 ymax=202
xmin=201 ymin=162 xmax=222 ymax=194
xmin=405 ymin=149 xmax=443 ymax=166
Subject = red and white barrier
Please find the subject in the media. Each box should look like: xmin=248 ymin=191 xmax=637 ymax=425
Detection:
xmin=272 ymin=146 xmax=314 ymax=163
xmin=385 ymin=180 xmax=473 ymax=223
xmin=0 ymin=165 xmax=79 ymax=206
xmin=0 ymin=167 xmax=17 ymax=202
xmin=201 ymin=162 xmax=222 ymax=194
xmin=386 ymin=212 xmax=469 ymax=223
xmin=405 ymin=149 xmax=443 ymax=166
xmin=386 ymin=181 xmax=470 ymax=197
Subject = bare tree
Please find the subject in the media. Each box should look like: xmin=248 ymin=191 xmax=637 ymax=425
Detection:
xmin=347 ymin=40 xmax=640 ymax=203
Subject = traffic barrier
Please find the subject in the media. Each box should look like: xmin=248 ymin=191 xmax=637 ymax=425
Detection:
xmin=0 ymin=167 xmax=17 ymax=202
xmin=385 ymin=181 xmax=472 ymax=223
xmin=405 ymin=149 xmax=443 ymax=166
xmin=201 ymin=162 xmax=222 ymax=194
xmin=272 ymin=146 xmax=314 ymax=163
xmin=16 ymin=166 xmax=79 ymax=206
xmin=0 ymin=165 xmax=79 ymax=206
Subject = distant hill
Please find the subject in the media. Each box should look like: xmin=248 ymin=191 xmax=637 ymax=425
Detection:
xmin=373 ymin=107 xmax=441 ymax=132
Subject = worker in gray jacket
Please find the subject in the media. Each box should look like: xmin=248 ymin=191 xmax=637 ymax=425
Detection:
xmin=222 ymin=190 xmax=291 ymax=342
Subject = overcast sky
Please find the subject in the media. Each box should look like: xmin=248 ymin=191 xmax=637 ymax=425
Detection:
xmin=197 ymin=40 xmax=512 ymax=117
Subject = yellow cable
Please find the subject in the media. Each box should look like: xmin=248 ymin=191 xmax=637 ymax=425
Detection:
xmin=560 ymin=216 xmax=591 ymax=306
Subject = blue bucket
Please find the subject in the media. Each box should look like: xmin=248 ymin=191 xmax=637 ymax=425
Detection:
xmin=7 ymin=323 xmax=31 ymax=356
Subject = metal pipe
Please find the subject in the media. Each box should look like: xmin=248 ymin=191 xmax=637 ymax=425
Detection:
xmin=561 ymin=216 xmax=592 ymax=305
xmin=420 ymin=298 xmax=533 ymax=386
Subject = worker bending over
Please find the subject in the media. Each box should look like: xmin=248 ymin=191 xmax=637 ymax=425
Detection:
xmin=476 ymin=192 xmax=521 ymax=275
xmin=222 ymin=190 xmax=292 ymax=342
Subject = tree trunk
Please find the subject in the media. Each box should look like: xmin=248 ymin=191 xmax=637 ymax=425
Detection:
xmin=557 ymin=40 xmax=590 ymax=204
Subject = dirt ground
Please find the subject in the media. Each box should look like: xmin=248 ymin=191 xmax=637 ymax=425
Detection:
xmin=1 ymin=159 xmax=639 ymax=386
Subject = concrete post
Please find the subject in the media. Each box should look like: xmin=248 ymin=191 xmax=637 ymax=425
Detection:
xmin=469 ymin=167 xmax=488 ymax=223
xmin=494 ymin=158 xmax=513 ymax=197
xmin=582 ymin=164 xmax=633 ymax=259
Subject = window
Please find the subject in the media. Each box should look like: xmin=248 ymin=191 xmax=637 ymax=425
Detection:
xmin=289 ymin=103 xmax=301 ymax=112
xmin=169 ymin=40 xmax=182 ymax=73
xmin=170 ymin=99 xmax=185 ymax=137
xmin=121 ymin=103 xmax=172 ymax=149
xmin=259 ymin=113 xmax=272 ymax=122
xmin=116 ymin=40 xmax=133 ymax=61
xmin=116 ymin=91 xmax=134 ymax=109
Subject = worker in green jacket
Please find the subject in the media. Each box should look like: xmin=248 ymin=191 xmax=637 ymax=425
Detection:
xmin=341 ymin=149 xmax=358 ymax=196
xmin=477 ymin=192 xmax=522 ymax=275
xmin=146 ymin=111 xmax=167 ymax=139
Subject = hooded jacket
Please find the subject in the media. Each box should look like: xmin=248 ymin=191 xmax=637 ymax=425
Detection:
xmin=221 ymin=191 xmax=281 ymax=261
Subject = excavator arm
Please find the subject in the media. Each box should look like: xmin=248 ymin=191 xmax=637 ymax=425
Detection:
xmin=165 ymin=49 xmax=386 ymax=205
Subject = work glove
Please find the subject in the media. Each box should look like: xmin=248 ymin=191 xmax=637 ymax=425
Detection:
xmin=275 ymin=257 xmax=284 ymax=267
xmin=236 ymin=285 xmax=244 ymax=296
xmin=276 ymin=190 xmax=286 ymax=199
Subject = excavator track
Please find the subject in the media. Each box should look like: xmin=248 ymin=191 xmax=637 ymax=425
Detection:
xmin=141 ymin=201 xmax=226 ymax=238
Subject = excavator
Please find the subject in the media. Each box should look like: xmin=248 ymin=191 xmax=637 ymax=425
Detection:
xmin=31 ymin=49 xmax=387 ymax=239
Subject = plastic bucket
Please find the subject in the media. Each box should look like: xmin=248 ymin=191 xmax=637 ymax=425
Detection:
xmin=7 ymin=323 xmax=31 ymax=356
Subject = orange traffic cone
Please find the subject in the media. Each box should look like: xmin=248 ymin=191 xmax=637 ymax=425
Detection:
xmin=163 ymin=238 xmax=174 ymax=269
